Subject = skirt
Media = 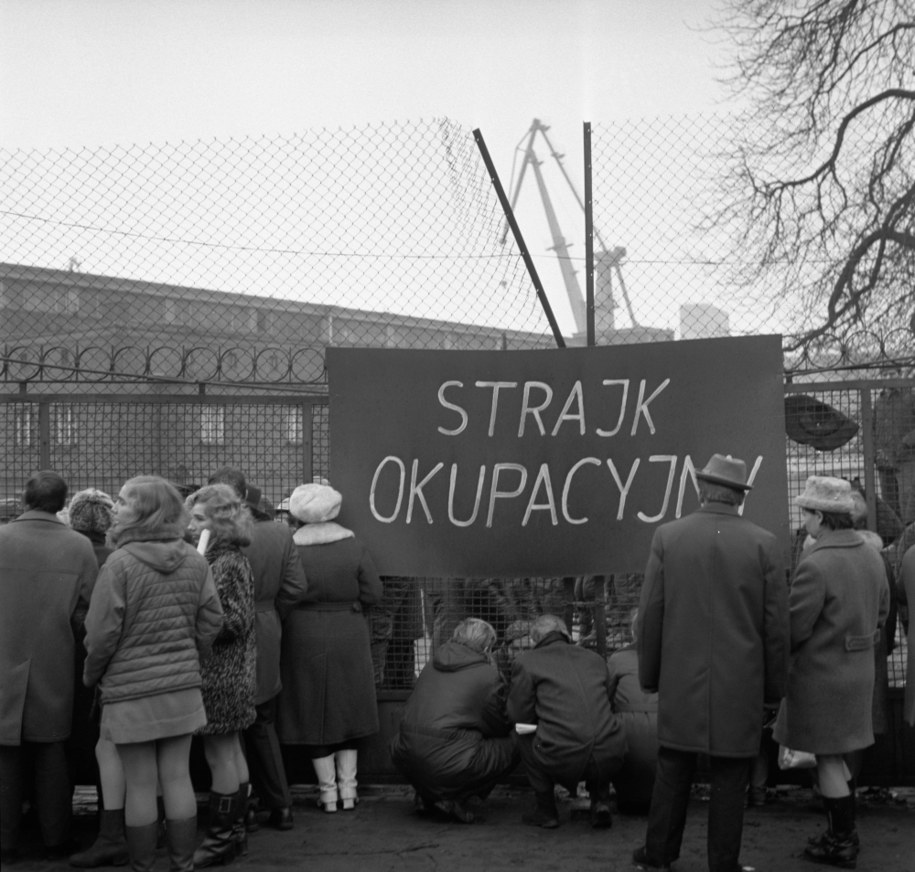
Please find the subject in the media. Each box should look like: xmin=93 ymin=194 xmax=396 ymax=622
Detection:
xmin=100 ymin=688 xmax=207 ymax=744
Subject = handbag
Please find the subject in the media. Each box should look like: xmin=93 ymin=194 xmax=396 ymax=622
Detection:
xmin=777 ymin=745 xmax=817 ymax=770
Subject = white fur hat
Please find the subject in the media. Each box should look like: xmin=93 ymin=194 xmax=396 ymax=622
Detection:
xmin=288 ymin=483 xmax=342 ymax=523
xmin=795 ymin=475 xmax=855 ymax=514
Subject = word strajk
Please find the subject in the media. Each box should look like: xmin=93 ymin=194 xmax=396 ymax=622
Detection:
xmin=367 ymin=377 xmax=763 ymax=528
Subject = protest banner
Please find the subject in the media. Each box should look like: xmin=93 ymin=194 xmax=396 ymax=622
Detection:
xmin=327 ymin=336 xmax=787 ymax=576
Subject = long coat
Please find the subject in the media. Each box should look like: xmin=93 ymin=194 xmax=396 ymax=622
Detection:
xmin=390 ymin=640 xmax=516 ymax=801
xmin=506 ymin=633 xmax=626 ymax=784
xmin=243 ymin=518 xmax=308 ymax=704
xmin=277 ymin=526 xmax=382 ymax=745
xmin=0 ymin=510 xmax=98 ymax=744
xmin=637 ymin=503 xmax=789 ymax=758
xmin=197 ymin=538 xmax=256 ymax=735
xmin=774 ymin=529 xmax=890 ymax=754
xmin=901 ymin=544 xmax=915 ymax=727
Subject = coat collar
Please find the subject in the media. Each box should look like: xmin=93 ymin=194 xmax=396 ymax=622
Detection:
xmin=697 ymin=502 xmax=741 ymax=517
xmin=806 ymin=528 xmax=865 ymax=553
xmin=12 ymin=509 xmax=64 ymax=525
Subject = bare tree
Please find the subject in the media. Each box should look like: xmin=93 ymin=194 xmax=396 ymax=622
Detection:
xmin=713 ymin=0 xmax=915 ymax=358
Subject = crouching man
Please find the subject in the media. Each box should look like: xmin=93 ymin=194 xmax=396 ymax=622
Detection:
xmin=507 ymin=614 xmax=626 ymax=829
xmin=390 ymin=618 xmax=519 ymax=823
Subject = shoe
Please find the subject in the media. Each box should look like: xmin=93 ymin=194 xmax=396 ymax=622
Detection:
xmin=746 ymin=786 xmax=768 ymax=807
xmin=449 ymin=798 xmax=475 ymax=824
xmin=803 ymin=831 xmax=859 ymax=869
xmin=46 ymin=839 xmax=81 ymax=860
xmin=522 ymin=791 xmax=559 ymax=829
xmin=590 ymin=799 xmax=612 ymax=829
xmin=632 ymin=846 xmax=671 ymax=872
xmin=266 ymin=807 xmax=294 ymax=831
xmin=243 ymin=807 xmax=260 ymax=833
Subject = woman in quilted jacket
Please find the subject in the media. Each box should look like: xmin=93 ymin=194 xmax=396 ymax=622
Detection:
xmin=185 ymin=484 xmax=257 ymax=867
xmin=83 ymin=476 xmax=223 ymax=872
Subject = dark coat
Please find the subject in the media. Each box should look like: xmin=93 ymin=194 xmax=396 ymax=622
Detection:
xmin=637 ymin=503 xmax=789 ymax=758
xmin=0 ymin=510 xmax=98 ymax=745
xmin=243 ymin=519 xmax=308 ymax=704
xmin=277 ymin=527 xmax=382 ymax=745
xmin=901 ymin=545 xmax=915 ymax=727
xmin=506 ymin=633 xmax=626 ymax=783
xmin=773 ymin=529 xmax=890 ymax=754
xmin=390 ymin=641 xmax=516 ymax=801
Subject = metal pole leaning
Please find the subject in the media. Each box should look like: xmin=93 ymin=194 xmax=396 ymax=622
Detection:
xmin=472 ymin=128 xmax=567 ymax=349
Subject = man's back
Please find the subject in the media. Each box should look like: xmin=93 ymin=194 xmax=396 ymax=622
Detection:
xmin=637 ymin=503 xmax=788 ymax=757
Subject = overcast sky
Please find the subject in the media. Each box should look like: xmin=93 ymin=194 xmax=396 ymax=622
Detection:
xmin=1 ymin=0 xmax=732 ymax=178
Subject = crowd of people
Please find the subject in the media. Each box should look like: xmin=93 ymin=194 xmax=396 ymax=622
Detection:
xmin=0 ymin=453 xmax=911 ymax=872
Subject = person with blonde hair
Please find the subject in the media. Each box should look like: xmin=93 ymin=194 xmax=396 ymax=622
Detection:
xmin=82 ymin=475 xmax=223 ymax=872
xmin=185 ymin=484 xmax=257 ymax=866
xmin=391 ymin=617 xmax=518 ymax=823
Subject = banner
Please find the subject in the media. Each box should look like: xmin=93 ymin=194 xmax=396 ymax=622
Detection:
xmin=327 ymin=336 xmax=787 ymax=576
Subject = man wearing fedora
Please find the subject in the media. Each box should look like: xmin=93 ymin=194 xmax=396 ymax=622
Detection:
xmin=632 ymin=454 xmax=789 ymax=872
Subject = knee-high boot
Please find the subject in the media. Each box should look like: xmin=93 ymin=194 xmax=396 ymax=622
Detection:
xmin=311 ymin=756 xmax=338 ymax=813
xmin=192 ymin=792 xmax=237 ymax=868
xmin=804 ymin=795 xmax=859 ymax=869
xmin=165 ymin=817 xmax=197 ymax=872
xmin=69 ymin=808 xmax=129 ymax=867
xmin=230 ymin=784 xmax=249 ymax=856
xmin=335 ymin=750 xmax=359 ymax=811
xmin=125 ymin=821 xmax=159 ymax=872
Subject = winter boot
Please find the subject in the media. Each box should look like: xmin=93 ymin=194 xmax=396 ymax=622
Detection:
xmin=804 ymin=795 xmax=859 ymax=869
xmin=165 ymin=817 xmax=197 ymax=872
xmin=192 ymin=792 xmax=237 ymax=868
xmin=69 ymin=808 xmax=129 ymax=867
xmin=230 ymin=784 xmax=249 ymax=856
xmin=124 ymin=821 xmax=159 ymax=872
xmin=522 ymin=790 xmax=560 ymax=828
xmin=335 ymin=750 xmax=359 ymax=811
xmin=311 ymin=755 xmax=338 ymax=813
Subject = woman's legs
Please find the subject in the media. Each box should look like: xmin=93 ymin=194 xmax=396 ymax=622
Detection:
xmin=116 ymin=742 xmax=159 ymax=827
xmin=156 ymin=735 xmax=196 ymax=821
xmin=203 ymin=734 xmax=241 ymax=795
xmin=816 ymin=755 xmax=852 ymax=799
xmin=97 ymin=737 xmax=126 ymax=810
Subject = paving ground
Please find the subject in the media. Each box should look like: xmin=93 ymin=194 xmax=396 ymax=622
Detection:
xmin=8 ymin=783 xmax=915 ymax=872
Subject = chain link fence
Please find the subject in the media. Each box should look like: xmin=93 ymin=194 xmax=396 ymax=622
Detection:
xmin=0 ymin=115 xmax=911 ymax=705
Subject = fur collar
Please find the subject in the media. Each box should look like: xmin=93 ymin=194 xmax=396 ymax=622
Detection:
xmin=293 ymin=522 xmax=354 ymax=546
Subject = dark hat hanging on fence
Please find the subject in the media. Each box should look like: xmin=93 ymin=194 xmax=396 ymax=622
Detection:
xmin=784 ymin=395 xmax=859 ymax=451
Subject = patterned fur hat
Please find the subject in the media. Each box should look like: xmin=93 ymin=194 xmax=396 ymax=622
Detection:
xmin=68 ymin=488 xmax=115 ymax=534
xmin=288 ymin=482 xmax=342 ymax=524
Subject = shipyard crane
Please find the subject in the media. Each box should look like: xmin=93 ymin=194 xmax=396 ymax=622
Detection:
xmin=502 ymin=118 xmax=637 ymax=338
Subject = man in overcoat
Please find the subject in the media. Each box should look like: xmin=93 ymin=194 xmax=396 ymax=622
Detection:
xmin=208 ymin=467 xmax=308 ymax=831
xmin=0 ymin=471 xmax=98 ymax=861
xmin=633 ymin=454 xmax=789 ymax=872
xmin=507 ymin=614 xmax=626 ymax=829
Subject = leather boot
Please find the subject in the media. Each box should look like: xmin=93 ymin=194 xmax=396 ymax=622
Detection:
xmin=165 ymin=817 xmax=197 ymax=872
xmin=335 ymin=750 xmax=359 ymax=811
xmin=311 ymin=755 xmax=338 ymax=813
xmin=125 ymin=821 xmax=159 ymax=872
xmin=69 ymin=808 xmax=129 ymax=867
xmin=192 ymin=792 xmax=237 ymax=868
xmin=230 ymin=784 xmax=249 ymax=856
xmin=522 ymin=790 xmax=559 ymax=828
xmin=804 ymin=795 xmax=859 ymax=869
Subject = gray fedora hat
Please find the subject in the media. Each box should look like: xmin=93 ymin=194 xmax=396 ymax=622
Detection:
xmin=695 ymin=453 xmax=752 ymax=491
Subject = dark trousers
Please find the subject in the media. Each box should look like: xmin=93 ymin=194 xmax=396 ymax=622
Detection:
xmin=243 ymin=697 xmax=291 ymax=810
xmin=644 ymin=746 xmax=750 ymax=872
xmin=517 ymin=734 xmax=612 ymax=799
xmin=0 ymin=741 xmax=72 ymax=850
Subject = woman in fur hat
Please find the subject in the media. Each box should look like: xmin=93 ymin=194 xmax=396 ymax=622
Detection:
xmin=773 ymin=476 xmax=889 ymax=869
xmin=277 ymin=482 xmax=382 ymax=813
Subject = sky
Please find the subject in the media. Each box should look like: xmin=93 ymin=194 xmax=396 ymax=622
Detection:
xmin=1 ymin=0 xmax=742 ymax=335
xmin=1 ymin=0 xmax=731 ymax=176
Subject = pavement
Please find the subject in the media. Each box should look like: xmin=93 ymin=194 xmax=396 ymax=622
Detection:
xmin=8 ymin=782 xmax=915 ymax=872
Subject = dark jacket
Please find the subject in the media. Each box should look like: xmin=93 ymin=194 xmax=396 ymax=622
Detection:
xmin=84 ymin=533 xmax=223 ymax=703
xmin=0 ymin=510 xmax=98 ymax=744
xmin=773 ymin=529 xmax=889 ymax=754
xmin=637 ymin=502 xmax=789 ymax=757
xmin=507 ymin=632 xmax=626 ymax=781
xmin=390 ymin=640 xmax=515 ymax=799
xmin=243 ymin=519 xmax=308 ymax=704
